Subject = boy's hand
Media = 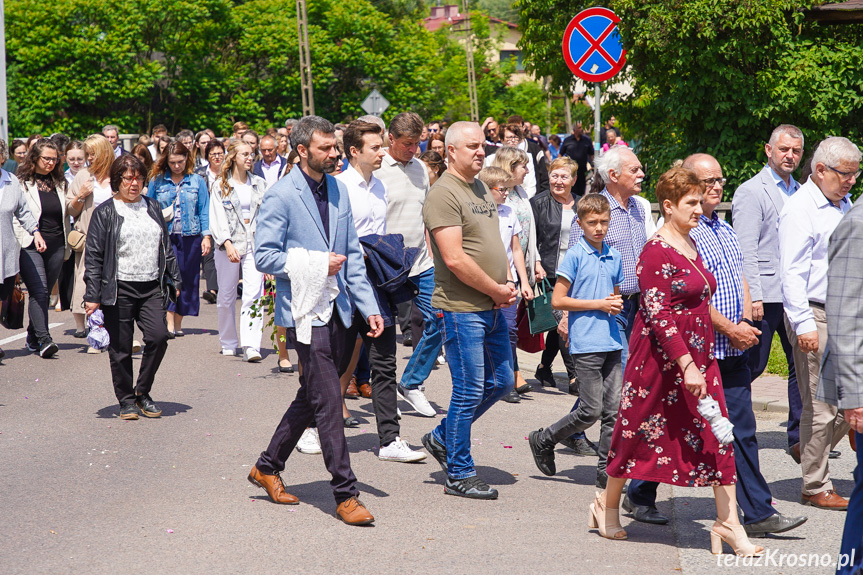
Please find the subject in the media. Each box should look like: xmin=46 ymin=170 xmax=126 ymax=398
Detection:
xmin=557 ymin=316 xmax=569 ymax=345
xmin=598 ymin=294 xmax=623 ymax=315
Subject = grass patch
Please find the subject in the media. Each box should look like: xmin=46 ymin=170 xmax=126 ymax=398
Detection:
xmin=766 ymin=333 xmax=789 ymax=377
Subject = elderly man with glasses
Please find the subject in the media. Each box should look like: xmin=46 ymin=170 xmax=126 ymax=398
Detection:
xmin=778 ymin=136 xmax=858 ymax=510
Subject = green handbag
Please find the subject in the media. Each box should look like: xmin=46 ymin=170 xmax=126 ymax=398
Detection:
xmin=527 ymin=278 xmax=559 ymax=335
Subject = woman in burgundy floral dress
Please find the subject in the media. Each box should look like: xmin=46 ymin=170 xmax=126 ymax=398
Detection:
xmin=589 ymin=167 xmax=763 ymax=557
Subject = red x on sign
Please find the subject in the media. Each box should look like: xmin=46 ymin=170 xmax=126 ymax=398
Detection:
xmin=562 ymin=7 xmax=626 ymax=83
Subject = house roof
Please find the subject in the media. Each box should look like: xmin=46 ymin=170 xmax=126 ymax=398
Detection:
xmin=422 ymin=5 xmax=518 ymax=32
xmin=807 ymin=0 xmax=863 ymax=22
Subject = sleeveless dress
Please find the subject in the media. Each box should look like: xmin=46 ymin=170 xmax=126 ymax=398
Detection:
xmin=606 ymin=236 xmax=736 ymax=487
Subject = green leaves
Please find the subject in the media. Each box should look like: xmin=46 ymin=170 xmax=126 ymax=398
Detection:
xmin=517 ymin=0 xmax=863 ymax=194
xmin=7 ymin=0 xmax=559 ymax=137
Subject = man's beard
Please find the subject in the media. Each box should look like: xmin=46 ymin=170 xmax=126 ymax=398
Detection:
xmin=309 ymin=155 xmax=336 ymax=174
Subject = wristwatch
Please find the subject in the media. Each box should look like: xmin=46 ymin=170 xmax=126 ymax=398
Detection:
xmin=740 ymin=318 xmax=757 ymax=328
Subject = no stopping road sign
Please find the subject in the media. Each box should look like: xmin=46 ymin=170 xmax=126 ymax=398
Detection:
xmin=562 ymin=7 xmax=626 ymax=83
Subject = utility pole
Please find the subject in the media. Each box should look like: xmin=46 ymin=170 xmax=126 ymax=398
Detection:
xmin=461 ymin=0 xmax=479 ymax=123
xmin=0 ymin=0 xmax=8 ymax=142
xmin=296 ymin=0 xmax=315 ymax=116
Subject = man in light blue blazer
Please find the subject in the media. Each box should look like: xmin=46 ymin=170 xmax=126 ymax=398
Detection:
xmin=247 ymin=116 xmax=383 ymax=526
xmin=731 ymin=124 xmax=805 ymax=459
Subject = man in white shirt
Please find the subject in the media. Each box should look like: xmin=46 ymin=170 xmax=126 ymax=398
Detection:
xmin=147 ymin=125 xmax=168 ymax=161
xmin=253 ymin=135 xmax=286 ymax=189
xmin=779 ymin=136 xmax=858 ymax=510
xmin=374 ymin=112 xmax=439 ymax=418
xmin=335 ymin=120 xmax=425 ymax=464
xmin=102 ymin=124 xmax=126 ymax=158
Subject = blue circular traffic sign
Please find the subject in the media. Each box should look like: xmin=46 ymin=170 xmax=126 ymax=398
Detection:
xmin=562 ymin=7 xmax=626 ymax=83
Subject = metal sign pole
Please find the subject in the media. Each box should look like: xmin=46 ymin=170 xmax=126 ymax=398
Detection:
xmin=0 ymin=0 xmax=8 ymax=142
xmin=594 ymin=82 xmax=601 ymax=153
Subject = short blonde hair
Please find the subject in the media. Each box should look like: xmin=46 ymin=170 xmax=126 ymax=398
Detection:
xmin=549 ymin=156 xmax=578 ymax=179
xmin=490 ymin=145 xmax=529 ymax=177
xmin=477 ymin=166 xmax=510 ymax=190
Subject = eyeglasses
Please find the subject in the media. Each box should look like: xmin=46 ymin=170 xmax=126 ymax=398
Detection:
xmin=238 ymin=152 xmax=254 ymax=158
xmin=503 ymin=135 xmax=520 ymax=143
xmin=39 ymin=156 xmax=59 ymax=164
xmin=209 ymin=153 xmax=224 ymax=160
xmin=121 ymin=175 xmax=142 ymax=184
xmin=700 ymin=177 xmax=726 ymax=187
xmin=828 ymin=165 xmax=861 ymax=180
xmin=493 ymin=186 xmax=512 ymax=193
xmin=428 ymin=128 xmax=439 ymax=133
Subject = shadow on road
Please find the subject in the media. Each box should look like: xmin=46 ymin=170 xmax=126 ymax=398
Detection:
xmin=95 ymin=401 xmax=193 ymax=418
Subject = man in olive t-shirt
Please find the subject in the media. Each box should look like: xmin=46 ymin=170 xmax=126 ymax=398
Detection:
xmin=420 ymin=121 xmax=517 ymax=500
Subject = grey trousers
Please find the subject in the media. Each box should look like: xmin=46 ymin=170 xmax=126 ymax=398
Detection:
xmin=540 ymin=350 xmax=623 ymax=472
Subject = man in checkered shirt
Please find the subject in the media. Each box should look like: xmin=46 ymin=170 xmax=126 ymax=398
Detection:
xmin=686 ymin=153 xmax=806 ymax=538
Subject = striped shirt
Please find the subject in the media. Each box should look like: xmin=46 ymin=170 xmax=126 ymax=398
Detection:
xmin=690 ymin=211 xmax=744 ymax=359
xmin=568 ymin=189 xmax=647 ymax=295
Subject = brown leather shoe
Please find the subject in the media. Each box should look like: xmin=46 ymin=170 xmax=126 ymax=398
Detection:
xmin=335 ymin=496 xmax=375 ymax=525
xmin=345 ymin=377 xmax=360 ymax=399
xmin=357 ymin=381 xmax=372 ymax=398
xmin=789 ymin=443 xmax=801 ymax=464
xmin=247 ymin=465 xmax=299 ymax=505
xmin=801 ymin=490 xmax=848 ymax=510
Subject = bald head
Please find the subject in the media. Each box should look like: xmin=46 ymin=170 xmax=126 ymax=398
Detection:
xmin=683 ymin=153 xmax=724 ymax=215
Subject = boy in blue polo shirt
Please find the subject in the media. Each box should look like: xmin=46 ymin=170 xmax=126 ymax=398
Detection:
xmin=527 ymin=194 xmax=624 ymax=488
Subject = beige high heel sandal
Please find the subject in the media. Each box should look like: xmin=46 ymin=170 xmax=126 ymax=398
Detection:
xmin=588 ymin=491 xmax=627 ymax=540
xmin=710 ymin=519 xmax=764 ymax=557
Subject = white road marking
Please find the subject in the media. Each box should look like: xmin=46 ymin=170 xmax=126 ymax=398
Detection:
xmin=0 ymin=323 xmax=65 ymax=345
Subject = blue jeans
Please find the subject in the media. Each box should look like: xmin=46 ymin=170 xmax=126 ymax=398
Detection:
xmin=431 ymin=309 xmax=514 ymax=479
xmin=400 ymin=268 xmax=442 ymax=389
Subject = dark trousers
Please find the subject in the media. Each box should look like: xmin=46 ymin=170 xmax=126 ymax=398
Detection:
xmin=19 ymin=243 xmax=65 ymax=347
xmin=256 ymin=317 xmax=358 ymax=504
xmin=541 ymin=330 xmax=576 ymax=379
xmin=101 ymin=281 xmax=170 ymax=406
xmin=749 ymin=302 xmax=801 ymax=448
xmin=201 ymin=236 xmax=218 ymax=292
xmin=719 ymin=354 xmax=775 ymax=523
xmin=409 ymin=296 xmax=424 ymax=349
xmin=341 ymin=311 xmax=399 ymax=447
xmin=58 ymin=255 xmax=75 ymax=311
xmin=837 ymin=431 xmax=863 ymax=575
xmin=628 ymin=354 xmax=777 ymax=524
xmin=397 ymin=300 xmax=412 ymax=340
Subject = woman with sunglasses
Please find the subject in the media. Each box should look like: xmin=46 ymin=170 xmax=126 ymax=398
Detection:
xmin=147 ymin=141 xmax=211 ymax=337
xmin=84 ymin=155 xmax=181 ymax=420
xmin=14 ymin=139 xmax=70 ymax=358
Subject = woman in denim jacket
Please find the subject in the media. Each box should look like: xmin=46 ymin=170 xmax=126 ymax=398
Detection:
xmin=208 ymin=140 xmax=267 ymax=362
xmin=146 ymin=141 xmax=211 ymax=337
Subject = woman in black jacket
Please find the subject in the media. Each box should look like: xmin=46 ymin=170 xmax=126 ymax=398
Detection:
xmin=529 ymin=156 xmax=580 ymax=389
xmin=84 ymin=155 xmax=182 ymax=420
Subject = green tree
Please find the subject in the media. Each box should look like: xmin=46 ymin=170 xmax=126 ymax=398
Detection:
xmin=516 ymin=0 xmax=863 ymax=194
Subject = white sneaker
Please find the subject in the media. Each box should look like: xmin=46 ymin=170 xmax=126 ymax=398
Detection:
xmin=296 ymin=428 xmax=322 ymax=454
xmin=436 ymin=354 xmax=446 ymax=365
xmin=132 ymin=340 xmax=142 ymax=353
xmin=397 ymin=384 xmax=436 ymax=417
xmin=243 ymin=348 xmax=262 ymax=362
xmin=221 ymin=348 xmax=237 ymax=356
xmin=378 ymin=437 xmax=427 ymax=462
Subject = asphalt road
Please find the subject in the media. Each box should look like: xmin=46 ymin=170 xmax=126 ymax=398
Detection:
xmin=0 ymin=301 xmax=855 ymax=574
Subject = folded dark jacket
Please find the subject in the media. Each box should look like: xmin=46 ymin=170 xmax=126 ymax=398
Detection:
xmin=359 ymin=233 xmax=419 ymax=328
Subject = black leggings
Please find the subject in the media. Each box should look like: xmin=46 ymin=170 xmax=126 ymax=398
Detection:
xmin=19 ymin=242 xmax=65 ymax=346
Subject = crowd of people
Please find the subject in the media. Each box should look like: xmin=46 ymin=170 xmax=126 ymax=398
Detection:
xmin=0 ymin=113 xmax=861 ymax=570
